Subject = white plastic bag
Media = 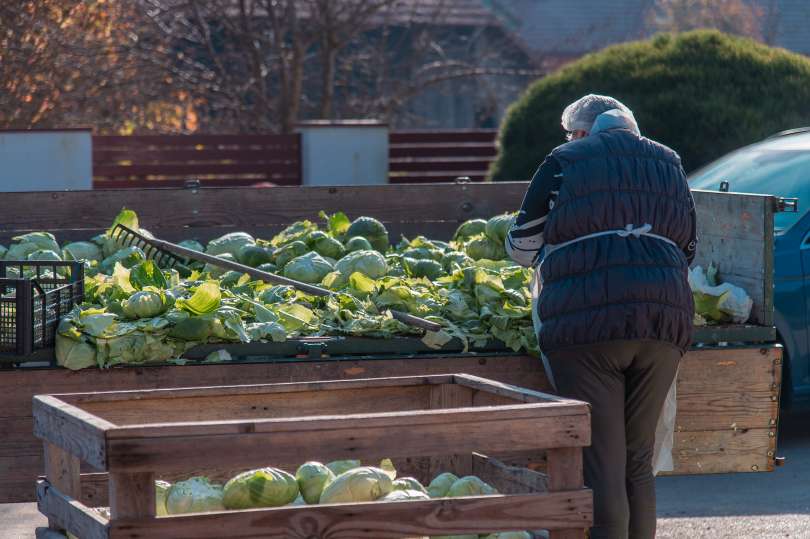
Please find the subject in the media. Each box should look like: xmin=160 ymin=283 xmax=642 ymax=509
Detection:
xmin=689 ymin=265 xmax=753 ymax=324
xmin=653 ymin=374 xmax=678 ymax=475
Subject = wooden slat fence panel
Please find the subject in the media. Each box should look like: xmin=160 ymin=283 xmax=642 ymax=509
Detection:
xmin=389 ymin=129 xmax=498 ymax=184
xmin=92 ymin=134 xmax=302 ymax=188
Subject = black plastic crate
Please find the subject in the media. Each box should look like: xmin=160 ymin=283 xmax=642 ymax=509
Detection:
xmin=0 ymin=261 xmax=84 ymax=358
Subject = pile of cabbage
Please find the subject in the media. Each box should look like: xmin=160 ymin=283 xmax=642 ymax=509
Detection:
xmin=0 ymin=208 xmax=536 ymax=370
xmin=124 ymin=458 xmax=532 ymax=539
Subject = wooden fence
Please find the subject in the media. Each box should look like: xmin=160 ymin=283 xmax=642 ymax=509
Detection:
xmin=91 ymin=130 xmax=499 ymax=188
xmin=387 ymin=130 xmax=498 ymax=183
xmin=92 ymin=134 xmax=302 ymax=189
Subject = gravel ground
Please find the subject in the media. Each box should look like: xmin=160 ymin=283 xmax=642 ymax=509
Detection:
xmin=3 ymin=411 xmax=808 ymax=538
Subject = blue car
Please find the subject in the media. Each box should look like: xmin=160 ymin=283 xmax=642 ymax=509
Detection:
xmin=689 ymin=128 xmax=810 ymax=409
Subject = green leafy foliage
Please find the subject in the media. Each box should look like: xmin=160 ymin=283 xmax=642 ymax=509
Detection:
xmin=491 ymin=30 xmax=810 ymax=180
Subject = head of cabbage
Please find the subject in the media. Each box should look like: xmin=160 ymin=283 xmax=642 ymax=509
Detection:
xmin=319 ymin=466 xmax=393 ymax=504
xmin=344 ymin=236 xmax=373 ymax=253
xmin=223 ymin=467 xmax=299 ymax=509
xmin=453 ymin=219 xmax=488 ymax=241
xmin=62 ymin=241 xmax=102 ymax=262
xmin=205 ymin=232 xmax=255 ymax=258
xmin=166 ymin=477 xmax=225 ymax=514
xmin=273 ymin=240 xmax=310 ymax=270
xmin=346 ymin=216 xmax=389 ymax=253
xmin=464 ymin=235 xmax=506 ymax=261
xmin=334 ymin=250 xmax=388 ymax=279
xmin=481 ymin=532 xmax=533 ymax=539
xmin=155 ymin=480 xmax=172 ymax=516
xmin=427 ymin=472 xmax=459 ymax=498
xmin=296 ymin=461 xmax=336 ymax=504
xmin=380 ymin=489 xmax=430 ymax=502
xmin=446 ymin=475 xmax=497 ymax=497
xmin=485 ymin=213 xmax=516 ymax=245
xmin=326 ymin=459 xmax=361 ymax=476
xmin=283 ymin=251 xmax=334 ymax=284
xmin=392 ymin=477 xmax=427 ymax=494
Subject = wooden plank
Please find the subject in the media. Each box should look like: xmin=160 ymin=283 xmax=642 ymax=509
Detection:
xmin=79 ymin=472 xmax=110 ymax=508
xmin=110 ymin=472 xmax=156 ymax=519
xmin=103 ymin=401 xmax=588 ymax=440
xmin=389 ymin=130 xmax=497 ymax=144
xmin=33 ymin=396 xmax=113 ymax=469
xmin=546 ymin=447 xmax=588 ymax=539
xmin=389 ymin=174 xmax=487 ymax=183
xmin=43 ymin=442 xmax=81 ymax=532
xmin=93 ymin=134 xmax=298 ymax=147
xmin=675 ymin=390 xmax=777 ymax=431
xmin=109 ymin=490 xmax=592 ymax=538
xmin=665 ymin=428 xmax=775 ymax=475
xmin=428 ymin=383 xmax=475 ymax=477
xmin=0 ymin=183 xmax=529 ymax=239
xmin=78 ymin=385 xmax=434 ymax=425
xmin=678 ymin=347 xmax=780 ymax=395
xmin=390 ymin=144 xmax=498 ymax=158
xmin=93 ymin=148 xmax=299 ymax=163
xmin=453 ymin=373 xmax=565 ymax=404
xmin=37 ymin=480 xmax=109 ymax=539
xmin=390 ymin=159 xmax=493 ymax=172
xmin=472 ymin=453 xmax=549 ymax=494
xmin=93 ymin=178 xmax=293 ymax=190
xmin=63 ymin=374 xmax=452 ymax=404
xmin=93 ymin=163 xmax=301 ymax=177
xmin=105 ymin=410 xmax=590 ymax=473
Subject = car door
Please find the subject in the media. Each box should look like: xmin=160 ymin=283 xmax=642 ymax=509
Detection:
xmin=786 ymin=211 xmax=810 ymax=399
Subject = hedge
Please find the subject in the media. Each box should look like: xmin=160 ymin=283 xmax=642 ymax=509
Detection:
xmin=490 ymin=30 xmax=810 ymax=180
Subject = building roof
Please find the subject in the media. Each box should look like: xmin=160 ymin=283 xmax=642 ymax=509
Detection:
xmin=492 ymin=0 xmax=810 ymax=58
xmin=492 ymin=0 xmax=647 ymax=55
xmin=767 ymin=0 xmax=810 ymax=55
xmin=377 ymin=0 xmax=500 ymax=26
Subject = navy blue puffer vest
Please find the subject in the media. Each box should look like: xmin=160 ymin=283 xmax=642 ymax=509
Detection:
xmin=538 ymin=128 xmax=694 ymax=353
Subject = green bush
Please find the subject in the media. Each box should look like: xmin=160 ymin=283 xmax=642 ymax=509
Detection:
xmin=490 ymin=30 xmax=810 ymax=180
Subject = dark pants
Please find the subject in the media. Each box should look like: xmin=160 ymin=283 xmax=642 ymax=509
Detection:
xmin=546 ymin=340 xmax=681 ymax=539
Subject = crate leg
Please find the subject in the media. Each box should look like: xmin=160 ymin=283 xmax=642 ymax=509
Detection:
xmin=547 ymin=447 xmax=587 ymax=539
xmin=43 ymin=442 xmax=80 ymax=531
xmin=109 ymin=472 xmax=156 ymax=519
xmin=429 ymin=384 xmax=475 ymax=477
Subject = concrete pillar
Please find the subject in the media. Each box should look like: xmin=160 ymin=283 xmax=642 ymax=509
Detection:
xmin=297 ymin=120 xmax=389 ymax=186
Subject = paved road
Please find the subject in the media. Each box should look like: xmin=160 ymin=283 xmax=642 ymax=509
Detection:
xmin=3 ymin=411 xmax=809 ymax=538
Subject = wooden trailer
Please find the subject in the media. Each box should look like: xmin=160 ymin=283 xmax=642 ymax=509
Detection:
xmin=0 ymin=183 xmax=783 ymax=503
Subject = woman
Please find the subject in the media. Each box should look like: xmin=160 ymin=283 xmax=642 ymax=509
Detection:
xmin=505 ymin=94 xmax=697 ymax=539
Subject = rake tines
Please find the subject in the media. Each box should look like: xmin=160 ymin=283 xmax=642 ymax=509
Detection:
xmin=111 ymin=224 xmax=185 ymax=269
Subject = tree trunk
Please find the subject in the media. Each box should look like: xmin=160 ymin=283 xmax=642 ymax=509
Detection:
xmin=319 ymin=36 xmax=338 ymax=119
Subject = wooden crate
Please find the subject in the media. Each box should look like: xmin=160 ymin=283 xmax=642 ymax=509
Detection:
xmin=34 ymin=374 xmax=592 ymax=539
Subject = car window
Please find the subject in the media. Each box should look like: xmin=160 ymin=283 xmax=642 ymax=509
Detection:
xmin=690 ymin=146 xmax=810 ymax=232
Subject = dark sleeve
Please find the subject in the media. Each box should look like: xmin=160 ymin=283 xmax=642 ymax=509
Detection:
xmin=505 ymin=155 xmax=563 ymax=267
xmin=684 ymin=188 xmax=698 ymax=265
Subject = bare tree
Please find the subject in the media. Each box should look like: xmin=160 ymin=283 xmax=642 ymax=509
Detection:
xmin=646 ymin=0 xmax=765 ymax=39
xmin=0 ymin=1 xmax=192 ymax=132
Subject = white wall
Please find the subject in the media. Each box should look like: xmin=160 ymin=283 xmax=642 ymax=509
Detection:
xmin=0 ymin=129 xmax=93 ymax=192
xmin=298 ymin=121 xmax=389 ymax=186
